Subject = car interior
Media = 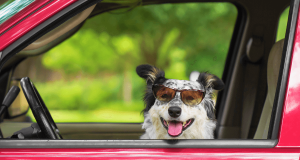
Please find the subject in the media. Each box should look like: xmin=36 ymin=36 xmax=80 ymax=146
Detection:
xmin=0 ymin=0 xmax=292 ymax=140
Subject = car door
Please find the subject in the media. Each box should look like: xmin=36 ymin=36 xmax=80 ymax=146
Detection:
xmin=1 ymin=0 xmax=300 ymax=159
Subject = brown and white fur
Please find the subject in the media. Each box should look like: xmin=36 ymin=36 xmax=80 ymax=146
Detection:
xmin=136 ymin=64 xmax=224 ymax=139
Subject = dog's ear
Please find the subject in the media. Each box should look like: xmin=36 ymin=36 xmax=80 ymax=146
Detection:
xmin=197 ymin=72 xmax=224 ymax=90
xmin=136 ymin=64 xmax=165 ymax=85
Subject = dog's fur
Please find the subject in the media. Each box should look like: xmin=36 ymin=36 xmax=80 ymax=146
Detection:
xmin=136 ymin=64 xmax=224 ymax=139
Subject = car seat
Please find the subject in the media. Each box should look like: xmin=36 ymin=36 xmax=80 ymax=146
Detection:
xmin=254 ymin=39 xmax=284 ymax=139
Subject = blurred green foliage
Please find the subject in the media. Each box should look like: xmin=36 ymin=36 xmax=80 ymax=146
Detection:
xmin=43 ymin=3 xmax=237 ymax=78
xmin=28 ymin=108 xmax=144 ymax=123
xmin=35 ymin=78 xmax=143 ymax=111
xmin=277 ymin=7 xmax=289 ymax=41
xmin=28 ymin=3 xmax=289 ymax=122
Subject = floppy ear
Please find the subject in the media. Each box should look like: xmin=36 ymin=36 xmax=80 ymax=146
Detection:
xmin=197 ymin=72 xmax=224 ymax=90
xmin=136 ymin=64 xmax=165 ymax=85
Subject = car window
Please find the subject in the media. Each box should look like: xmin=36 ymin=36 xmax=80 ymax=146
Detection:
xmin=277 ymin=7 xmax=289 ymax=41
xmin=0 ymin=0 xmax=35 ymax=25
xmin=12 ymin=2 xmax=238 ymax=124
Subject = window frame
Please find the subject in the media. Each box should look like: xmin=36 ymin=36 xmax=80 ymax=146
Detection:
xmin=215 ymin=1 xmax=247 ymax=129
xmin=268 ymin=0 xmax=299 ymax=140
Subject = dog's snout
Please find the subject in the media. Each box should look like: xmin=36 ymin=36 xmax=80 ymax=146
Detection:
xmin=168 ymin=106 xmax=181 ymax=118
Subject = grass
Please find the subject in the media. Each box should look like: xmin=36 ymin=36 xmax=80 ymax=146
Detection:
xmin=27 ymin=109 xmax=144 ymax=123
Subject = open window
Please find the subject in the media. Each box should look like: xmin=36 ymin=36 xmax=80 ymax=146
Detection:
xmin=0 ymin=0 xmax=297 ymax=148
xmin=4 ymin=2 xmax=238 ymax=139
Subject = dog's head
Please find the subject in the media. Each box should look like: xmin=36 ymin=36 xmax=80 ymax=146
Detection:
xmin=136 ymin=64 xmax=224 ymax=139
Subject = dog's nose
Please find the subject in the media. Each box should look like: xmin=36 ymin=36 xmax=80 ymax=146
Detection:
xmin=168 ymin=106 xmax=181 ymax=118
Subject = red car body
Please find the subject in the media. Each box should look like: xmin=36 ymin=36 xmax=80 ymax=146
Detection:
xmin=0 ymin=0 xmax=300 ymax=159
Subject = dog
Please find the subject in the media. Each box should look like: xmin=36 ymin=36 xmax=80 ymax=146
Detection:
xmin=136 ymin=64 xmax=224 ymax=139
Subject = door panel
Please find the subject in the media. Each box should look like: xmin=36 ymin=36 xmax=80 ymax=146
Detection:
xmin=0 ymin=122 xmax=144 ymax=139
xmin=0 ymin=148 xmax=299 ymax=160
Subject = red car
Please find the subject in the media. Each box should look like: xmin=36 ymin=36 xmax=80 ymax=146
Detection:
xmin=0 ymin=0 xmax=300 ymax=159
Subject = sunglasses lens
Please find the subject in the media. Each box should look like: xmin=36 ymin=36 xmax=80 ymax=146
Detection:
xmin=153 ymin=86 xmax=175 ymax=102
xmin=181 ymin=91 xmax=204 ymax=106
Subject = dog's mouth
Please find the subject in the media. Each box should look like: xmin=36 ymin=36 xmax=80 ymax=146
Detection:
xmin=160 ymin=117 xmax=194 ymax=137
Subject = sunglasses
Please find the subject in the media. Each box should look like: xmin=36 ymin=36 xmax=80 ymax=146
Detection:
xmin=152 ymin=84 xmax=205 ymax=106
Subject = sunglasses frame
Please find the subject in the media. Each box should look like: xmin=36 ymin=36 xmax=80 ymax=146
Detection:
xmin=152 ymin=84 xmax=206 ymax=106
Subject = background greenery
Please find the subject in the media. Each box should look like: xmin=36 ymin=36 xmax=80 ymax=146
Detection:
xmin=26 ymin=3 xmax=288 ymax=123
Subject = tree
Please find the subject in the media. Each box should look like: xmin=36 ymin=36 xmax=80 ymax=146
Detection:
xmin=41 ymin=2 xmax=237 ymax=103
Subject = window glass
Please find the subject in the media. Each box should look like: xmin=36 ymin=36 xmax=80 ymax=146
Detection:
xmin=277 ymin=7 xmax=289 ymax=41
xmin=13 ymin=3 xmax=237 ymax=123
xmin=0 ymin=0 xmax=35 ymax=25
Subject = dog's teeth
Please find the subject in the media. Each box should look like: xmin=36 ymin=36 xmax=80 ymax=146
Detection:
xmin=167 ymin=121 xmax=169 ymax=126
xmin=183 ymin=121 xmax=186 ymax=126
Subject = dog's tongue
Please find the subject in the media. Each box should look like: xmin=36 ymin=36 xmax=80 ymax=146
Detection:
xmin=168 ymin=121 xmax=183 ymax=136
